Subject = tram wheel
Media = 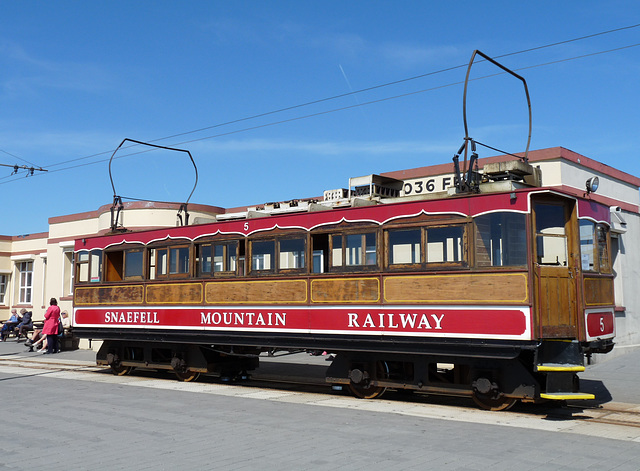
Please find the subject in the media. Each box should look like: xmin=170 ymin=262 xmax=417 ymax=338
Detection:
xmin=348 ymin=360 xmax=388 ymax=399
xmin=174 ymin=370 xmax=200 ymax=382
xmin=110 ymin=365 xmax=134 ymax=376
xmin=472 ymin=393 xmax=517 ymax=411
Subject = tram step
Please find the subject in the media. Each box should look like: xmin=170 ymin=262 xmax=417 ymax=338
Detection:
xmin=535 ymin=363 xmax=585 ymax=372
xmin=540 ymin=392 xmax=595 ymax=400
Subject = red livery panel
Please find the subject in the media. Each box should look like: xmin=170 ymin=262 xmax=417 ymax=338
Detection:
xmin=74 ymin=305 xmax=531 ymax=340
xmin=585 ymin=309 xmax=616 ymax=341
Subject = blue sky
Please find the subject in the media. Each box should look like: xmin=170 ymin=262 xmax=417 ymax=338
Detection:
xmin=1 ymin=1 xmax=639 ymax=235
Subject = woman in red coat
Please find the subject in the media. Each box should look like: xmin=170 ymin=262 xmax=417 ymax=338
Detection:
xmin=42 ymin=297 xmax=61 ymax=354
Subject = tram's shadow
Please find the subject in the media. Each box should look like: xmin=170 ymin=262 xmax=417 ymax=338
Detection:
xmin=92 ymin=360 xmax=614 ymax=417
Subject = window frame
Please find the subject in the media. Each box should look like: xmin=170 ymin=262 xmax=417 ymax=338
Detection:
xmin=123 ymin=248 xmax=145 ymax=280
xmin=248 ymin=235 xmax=309 ymax=276
xmin=533 ymin=202 xmax=569 ymax=267
xmin=198 ymin=240 xmax=239 ymax=278
xmin=0 ymin=274 xmax=7 ymax=304
xmin=329 ymin=229 xmax=379 ymax=272
xmin=385 ymin=224 xmax=468 ymax=270
xmin=75 ymin=250 xmax=104 ymax=284
xmin=18 ymin=260 xmax=33 ymax=304
xmin=474 ymin=212 xmax=528 ymax=268
xmin=579 ymin=219 xmax=612 ymax=274
xmin=149 ymin=244 xmax=192 ymax=280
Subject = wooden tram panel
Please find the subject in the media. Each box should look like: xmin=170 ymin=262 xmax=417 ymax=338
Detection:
xmin=75 ymin=285 xmax=145 ymax=305
xmin=73 ymin=272 xmax=529 ymax=307
xmin=583 ymin=275 xmax=614 ymax=307
xmin=383 ymin=272 xmax=529 ymax=304
xmin=206 ymin=279 xmax=307 ymax=304
xmin=310 ymin=277 xmax=379 ymax=303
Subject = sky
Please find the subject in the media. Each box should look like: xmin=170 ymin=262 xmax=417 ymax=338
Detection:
xmin=1 ymin=1 xmax=639 ymax=235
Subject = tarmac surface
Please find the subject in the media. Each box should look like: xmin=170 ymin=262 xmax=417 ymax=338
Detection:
xmin=0 ymin=340 xmax=639 ymax=470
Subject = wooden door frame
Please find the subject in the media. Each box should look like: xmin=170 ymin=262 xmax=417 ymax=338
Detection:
xmin=531 ymin=196 xmax=583 ymax=339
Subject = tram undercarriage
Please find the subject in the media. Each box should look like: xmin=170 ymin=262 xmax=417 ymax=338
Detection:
xmin=94 ymin=336 xmax=595 ymax=411
xmin=97 ymin=340 xmax=260 ymax=382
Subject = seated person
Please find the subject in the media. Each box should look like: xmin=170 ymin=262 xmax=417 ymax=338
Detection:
xmin=27 ymin=312 xmax=70 ymax=352
xmin=1 ymin=309 xmax=21 ymax=341
xmin=55 ymin=311 xmax=71 ymax=353
xmin=26 ymin=328 xmax=45 ymax=352
xmin=16 ymin=308 xmax=33 ymax=340
xmin=60 ymin=311 xmax=71 ymax=331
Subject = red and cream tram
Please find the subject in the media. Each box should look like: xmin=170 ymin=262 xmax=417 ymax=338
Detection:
xmin=72 ymin=165 xmax=615 ymax=410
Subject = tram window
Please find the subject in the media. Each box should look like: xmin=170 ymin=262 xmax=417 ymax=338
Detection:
xmin=388 ymin=229 xmax=421 ymax=265
xmin=313 ymin=250 xmax=325 ymax=273
xmin=581 ymin=221 xmax=611 ymax=273
xmin=579 ymin=220 xmax=596 ymax=271
xmin=199 ymin=244 xmax=212 ymax=274
xmin=157 ymin=249 xmax=168 ymax=276
xmin=311 ymin=233 xmax=329 ymax=273
xmin=105 ymin=251 xmax=124 ymax=281
xmin=346 ymin=233 xmax=376 ymax=266
xmin=331 ymin=235 xmax=343 ymax=267
xmin=214 ymin=241 xmax=238 ymax=273
xmin=124 ymin=249 xmax=144 ymax=279
xmin=149 ymin=245 xmax=190 ymax=278
xmin=426 ymin=226 xmax=464 ymax=263
xmin=279 ymin=238 xmax=305 ymax=270
xmin=331 ymin=232 xmax=377 ymax=268
xmin=252 ymin=240 xmax=275 ymax=271
xmin=534 ymin=203 xmax=568 ymax=266
xmin=75 ymin=250 xmax=103 ymax=283
xmin=238 ymin=240 xmax=246 ymax=276
xmin=346 ymin=234 xmax=362 ymax=265
xmin=90 ymin=251 xmax=102 ymax=282
xmin=475 ymin=213 xmax=527 ymax=267
xmin=596 ymin=224 xmax=611 ymax=273
xmin=76 ymin=252 xmax=89 ymax=283
xmin=169 ymin=247 xmax=190 ymax=274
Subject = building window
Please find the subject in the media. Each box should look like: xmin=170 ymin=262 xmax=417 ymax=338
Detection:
xmin=63 ymin=251 xmax=74 ymax=296
xmin=0 ymin=274 xmax=6 ymax=304
xmin=18 ymin=261 xmax=33 ymax=304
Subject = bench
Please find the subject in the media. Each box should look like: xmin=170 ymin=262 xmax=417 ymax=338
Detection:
xmin=1 ymin=319 xmax=78 ymax=351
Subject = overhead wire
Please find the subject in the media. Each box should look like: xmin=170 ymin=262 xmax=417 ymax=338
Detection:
xmin=1 ymin=23 xmax=639 ymax=186
xmin=29 ymin=41 xmax=640 ymax=182
xmin=39 ymin=22 xmax=640 ymax=172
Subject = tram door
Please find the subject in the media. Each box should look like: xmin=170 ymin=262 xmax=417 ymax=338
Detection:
xmin=532 ymin=198 xmax=580 ymax=338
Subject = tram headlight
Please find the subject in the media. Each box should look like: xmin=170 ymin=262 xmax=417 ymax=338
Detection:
xmin=586 ymin=176 xmax=599 ymax=194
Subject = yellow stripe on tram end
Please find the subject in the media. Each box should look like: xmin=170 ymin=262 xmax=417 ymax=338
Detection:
xmin=537 ymin=365 xmax=586 ymax=372
xmin=540 ymin=392 xmax=596 ymax=401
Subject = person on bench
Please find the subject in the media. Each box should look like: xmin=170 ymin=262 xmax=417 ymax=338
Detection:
xmin=1 ymin=309 xmax=20 ymax=341
xmin=16 ymin=308 xmax=33 ymax=341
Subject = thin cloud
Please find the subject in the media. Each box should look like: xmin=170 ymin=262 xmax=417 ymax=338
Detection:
xmin=0 ymin=40 xmax=114 ymax=98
